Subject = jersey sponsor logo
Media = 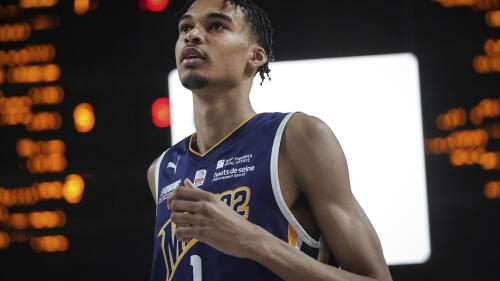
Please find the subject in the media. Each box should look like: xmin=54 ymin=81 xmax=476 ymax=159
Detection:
xmin=157 ymin=186 xmax=251 ymax=281
xmin=215 ymin=154 xmax=253 ymax=169
xmin=194 ymin=169 xmax=207 ymax=187
xmin=213 ymin=165 xmax=255 ymax=182
xmin=159 ymin=180 xmax=181 ymax=204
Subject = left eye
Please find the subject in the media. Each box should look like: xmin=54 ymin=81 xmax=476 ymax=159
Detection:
xmin=209 ymin=23 xmax=224 ymax=31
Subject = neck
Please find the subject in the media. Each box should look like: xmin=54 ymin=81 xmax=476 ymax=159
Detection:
xmin=191 ymin=81 xmax=256 ymax=154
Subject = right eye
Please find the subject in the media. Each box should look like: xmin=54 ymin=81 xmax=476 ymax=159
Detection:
xmin=179 ymin=24 xmax=192 ymax=33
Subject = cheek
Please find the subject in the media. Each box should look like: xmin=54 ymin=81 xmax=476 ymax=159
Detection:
xmin=217 ymin=43 xmax=249 ymax=71
xmin=174 ymin=39 xmax=183 ymax=64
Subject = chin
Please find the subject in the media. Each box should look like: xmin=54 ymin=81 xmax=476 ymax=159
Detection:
xmin=180 ymin=73 xmax=209 ymax=90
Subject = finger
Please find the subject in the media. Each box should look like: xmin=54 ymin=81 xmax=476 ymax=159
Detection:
xmin=166 ymin=192 xmax=177 ymax=209
xmin=184 ymin=178 xmax=196 ymax=189
xmin=174 ymin=184 xmax=212 ymax=202
xmin=171 ymin=212 xmax=201 ymax=226
xmin=175 ymin=226 xmax=200 ymax=242
xmin=170 ymin=199 xmax=200 ymax=213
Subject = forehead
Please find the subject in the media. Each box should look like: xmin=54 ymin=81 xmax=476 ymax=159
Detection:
xmin=182 ymin=0 xmax=247 ymax=24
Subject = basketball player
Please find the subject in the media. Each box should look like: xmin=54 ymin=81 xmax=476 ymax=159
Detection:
xmin=147 ymin=0 xmax=393 ymax=280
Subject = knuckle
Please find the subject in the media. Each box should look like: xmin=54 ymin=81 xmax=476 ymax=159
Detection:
xmin=175 ymin=228 xmax=184 ymax=239
xmin=205 ymin=193 xmax=216 ymax=202
xmin=199 ymin=202 xmax=211 ymax=214
xmin=195 ymin=226 xmax=204 ymax=238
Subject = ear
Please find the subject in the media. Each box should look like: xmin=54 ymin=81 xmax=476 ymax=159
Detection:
xmin=248 ymin=45 xmax=268 ymax=70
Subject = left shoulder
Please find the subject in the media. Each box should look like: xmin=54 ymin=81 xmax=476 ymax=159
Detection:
xmin=283 ymin=112 xmax=342 ymax=152
xmin=281 ymin=112 xmax=349 ymax=193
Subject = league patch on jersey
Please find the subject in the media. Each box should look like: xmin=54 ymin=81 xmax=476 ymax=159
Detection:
xmin=159 ymin=179 xmax=181 ymax=204
xmin=194 ymin=169 xmax=207 ymax=187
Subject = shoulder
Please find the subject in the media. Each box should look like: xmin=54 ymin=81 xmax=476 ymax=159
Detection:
xmin=285 ymin=112 xmax=333 ymax=138
xmin=281 ymin=112 xmax=348 ymax=192
xmin=283 ymin=112 xmax=341 ymax=153
xmin=147 ymin=148 xmax=171 ymax=202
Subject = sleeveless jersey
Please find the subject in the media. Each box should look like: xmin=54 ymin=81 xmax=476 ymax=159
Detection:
xmin=151 ymin=112 xmax=326 ymax=281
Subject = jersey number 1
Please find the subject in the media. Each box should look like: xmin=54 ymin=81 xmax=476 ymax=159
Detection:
xmin=190 ymin=255 xmax=202 ymax=281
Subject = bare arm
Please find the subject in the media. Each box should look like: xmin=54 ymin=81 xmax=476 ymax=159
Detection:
xmin=147 ymin=158 xmax=159 ymax=203
xmin=248 ymin=113 xmax=392 ymax=281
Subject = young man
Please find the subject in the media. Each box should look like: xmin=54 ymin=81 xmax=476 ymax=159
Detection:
xmin=147 ymin=0 xmax=393 ymax=280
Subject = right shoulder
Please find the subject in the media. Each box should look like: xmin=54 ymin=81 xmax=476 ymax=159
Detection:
xmin=147 ymin=150 xmax=169 ymax=203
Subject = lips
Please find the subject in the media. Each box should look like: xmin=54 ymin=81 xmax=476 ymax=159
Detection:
xmin=181 ymin=47 xmax=206 ymax=62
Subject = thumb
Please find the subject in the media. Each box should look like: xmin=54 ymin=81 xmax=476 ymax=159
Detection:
xmin=184 ymin=178 xmax=197 ymax=189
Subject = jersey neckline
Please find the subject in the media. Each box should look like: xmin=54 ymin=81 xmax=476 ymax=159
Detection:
xmin=188 ymin=113 xmax=263 ymax=158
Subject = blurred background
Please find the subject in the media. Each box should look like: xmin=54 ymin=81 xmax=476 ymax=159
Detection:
xmin=0 ymin=0 xmax=499 ymax=280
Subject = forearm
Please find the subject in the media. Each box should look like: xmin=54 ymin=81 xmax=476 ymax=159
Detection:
xmin=247 ymin=227 xmax=380 ymax=281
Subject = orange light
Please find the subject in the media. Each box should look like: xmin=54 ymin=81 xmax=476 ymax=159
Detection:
xmin=20 ymin=0 xmax=59 ymax=9
xmin=74 ymin=0 xmax=90 ymax=15
xmin=26 ymin=153 xmax=67 ymax=174
xmin=7 ymin=64 xmax=61 ymax=84
xmin=30 ymin=14 xmax=60 ymax=30
xmin=8 ymin=213 xmax=30 ymax=230
xmin=0 ymin=44 xmax=56 ymax=67
xmin=0 ymin=68 xmax=5 ymax=84
xmin=29 ymin=210 xmax=66 ymax=229
xmin=29 ymin=86 xmax=64 ymax=105
xmin=31 ymin=235 xmax=68 ymax=253
xmin=486 ymin=10 xmax=500 ymax=27
xmin=63 ymin=174 xmax=85 ymax=204
xmin=484 ymin=181 xmax=500 ymax=199
xmin=0 ymin=23 xmax=31 ymax=42
xmin=73 ymin=103 xmax=95 ymax=133
xmin=480 ymin=152 xmax=499 ymax=170
xmin=0 ymin=205 xmax=9 ymax=223
xmin=0 ymin=232 xmax=10 ymax=249
xmin=26 ymin=112 xmax=62 ymax=132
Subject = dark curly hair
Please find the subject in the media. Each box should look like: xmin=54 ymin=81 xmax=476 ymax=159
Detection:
xmin=177 ymin=0 xmax=274 ymax=85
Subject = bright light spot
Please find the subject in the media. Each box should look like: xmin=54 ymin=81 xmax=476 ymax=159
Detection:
xmin=73 ymin=103 xmax=95 ymax=133
xmin=74 ymin=0 xmax=90 ymax=15
xmin=139 ymin=0 xmax=169 ymax=12
xmin=63 ymin=174 xmax=85 ymax=204
xmin=152 ymin=98 xmax=171 ymax=128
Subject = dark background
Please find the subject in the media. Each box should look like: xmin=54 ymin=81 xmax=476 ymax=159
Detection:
xmin=1 ymin=0 xmax=499 ymax=280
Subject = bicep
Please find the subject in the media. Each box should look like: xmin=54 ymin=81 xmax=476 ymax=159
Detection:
xmin=147 ymin=158 xmax=159 ymax=203
xmin=285 ymin=113 xmax=391 ymax=280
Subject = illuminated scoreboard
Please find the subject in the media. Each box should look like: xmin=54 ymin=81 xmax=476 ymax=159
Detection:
xmin=433 ymin=0 xmax=500 ymax=199
xmin=0 ymin=0 xmax=97 ymax=253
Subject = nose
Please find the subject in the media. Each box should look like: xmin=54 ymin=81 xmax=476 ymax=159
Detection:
xmin=184 ymin=26 xmax=204 ymax=45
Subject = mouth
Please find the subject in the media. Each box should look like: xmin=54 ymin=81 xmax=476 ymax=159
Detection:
xmin=181 ymin=47 xmax=207 ymax=65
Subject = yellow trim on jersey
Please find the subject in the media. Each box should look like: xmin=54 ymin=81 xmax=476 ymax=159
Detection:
xmin=189 ymin=114 xmax=257 ymax=157
xmin=288 ymin=224 xmax=298 ymax=247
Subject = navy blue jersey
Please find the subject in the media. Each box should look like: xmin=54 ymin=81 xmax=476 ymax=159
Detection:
xmin=151 ymin=112 xmax=325 ymax=281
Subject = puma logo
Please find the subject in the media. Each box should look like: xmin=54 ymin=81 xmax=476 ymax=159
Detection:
xmin=167 ymin=155 xmax=181 ymax=174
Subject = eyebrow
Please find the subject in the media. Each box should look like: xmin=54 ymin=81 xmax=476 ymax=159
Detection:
xmin=178 ymin=13 xmax=234 ymax=24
